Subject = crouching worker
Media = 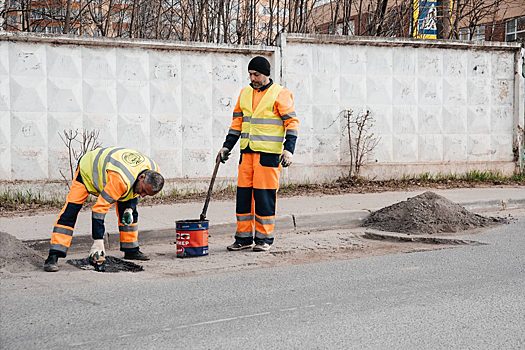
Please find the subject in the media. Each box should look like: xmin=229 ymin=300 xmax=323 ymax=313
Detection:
xmin=44 ymin=147 xmax=164 ymax=272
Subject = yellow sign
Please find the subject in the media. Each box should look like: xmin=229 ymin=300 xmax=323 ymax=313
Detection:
xmin=413 ymin=0 xmax=437 ymax=39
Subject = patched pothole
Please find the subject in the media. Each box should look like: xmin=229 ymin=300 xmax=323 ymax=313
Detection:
xmin=67 ymin=256 xmax=144 ymax=273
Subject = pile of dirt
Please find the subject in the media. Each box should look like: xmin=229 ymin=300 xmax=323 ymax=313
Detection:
xmin=362 ymin=191 xmax=505 ymax=235
xmin=0 ymin=231 xmax=45 ymax=273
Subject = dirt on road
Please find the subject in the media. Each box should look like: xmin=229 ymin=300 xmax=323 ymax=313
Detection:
xmin=363 ymin=191 xmax=506 ymax=234
xmin=0 ymin=192 xmax=511 ymax=279
xmin=0 ymin=226 xmax=472 ymax=279
xmin=0 ymin=231 xmax=45 ymax=274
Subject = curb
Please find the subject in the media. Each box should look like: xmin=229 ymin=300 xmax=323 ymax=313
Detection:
xmin=25 ymin=198 xmax=525 ymax=253
xmin=362 ymin=231 xmax=486 ymax=246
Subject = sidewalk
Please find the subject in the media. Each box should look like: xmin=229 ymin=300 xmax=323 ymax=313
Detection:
xmin=1 ymin=187 xmax=523 ymax=251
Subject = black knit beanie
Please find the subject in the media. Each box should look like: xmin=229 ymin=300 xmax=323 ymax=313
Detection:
xmin=248 ymin=56 xmax=271 ymax=76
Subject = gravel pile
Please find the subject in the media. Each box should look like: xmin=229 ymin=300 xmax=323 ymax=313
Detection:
xmin=363 ymin=191 xmax=505 ymax=234
xmin=0 ymin=231 xmax=45 ymax=273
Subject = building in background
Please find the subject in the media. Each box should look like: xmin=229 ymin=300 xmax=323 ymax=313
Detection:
xmin=311 ymin=0 xmax=525 ymax=43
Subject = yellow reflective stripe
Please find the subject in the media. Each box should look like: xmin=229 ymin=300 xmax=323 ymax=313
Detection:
xmin=250 ymin=118 xmax=283 ymax=126
xmin=250 ymin=135 xmax=284 ymax=142
xmin=93 ymin=147 xmax=124 ymax=193
xmin=104 ymin=153 xmax=131 ymax=189
xmin=91 ymin=148 xmax=107 ymax=192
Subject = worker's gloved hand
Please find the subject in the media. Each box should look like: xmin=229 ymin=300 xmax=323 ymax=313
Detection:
xmin=89 ymin=239 xmax=106 ymax=264
xmin=218 ymin=147 xmax=231 ymax=164
xmin=121 ymin=208 xmax=133 ymax=226
xmin=280 ymin=150 xmax=293 ymax=167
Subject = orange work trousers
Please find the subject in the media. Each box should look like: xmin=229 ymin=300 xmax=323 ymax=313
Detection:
xmin=49 ymin=168 xmax=139 ymax=257
xmin=235 ymin=152 xmax=281 ymax=245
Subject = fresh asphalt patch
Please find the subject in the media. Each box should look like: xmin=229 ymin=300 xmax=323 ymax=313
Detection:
xmin=67 ymin=256 xmax=144 ymax=273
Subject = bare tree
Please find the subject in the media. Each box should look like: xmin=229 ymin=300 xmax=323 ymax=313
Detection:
xmin=4 ymin=0 xmax=516 ymax=44
xmin=59 ymin=129 xmax=102 ymax=188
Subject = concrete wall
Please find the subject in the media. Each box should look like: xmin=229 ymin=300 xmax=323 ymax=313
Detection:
xmin=0 ymin=33 xmax=278 ymax=194
xmin=0 ymin=32 xmax=523 ymax=195
xmin=279 ymin=34 xmax=523 ymax=182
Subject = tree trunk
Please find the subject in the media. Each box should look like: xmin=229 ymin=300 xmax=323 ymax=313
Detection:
xmin=63 ymin=0 xmax=72 ymax=33
xmin=375 ymin=0 xmax=388 ymax=36
xmin=437 ymin=0 xmax=451 ymax=39
xmin=0 ymin=0 xmax=6 ymax=30
xmin=357 ymin=0 xmax=363 ymax=35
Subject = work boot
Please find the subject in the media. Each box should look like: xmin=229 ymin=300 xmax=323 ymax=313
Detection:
xmin=227 ymin=242 xmax=253 ymax=251
xmin=253 ymin=243 xmax=271 ymax=252
xmin=43 ymin=254 xmax=59 ymax=272
xmin=123 ymin=250 xmax=150 ymax=261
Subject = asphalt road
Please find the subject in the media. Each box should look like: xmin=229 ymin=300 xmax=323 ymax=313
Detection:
xmin=1 ymin=213 xmax=524 ymax=350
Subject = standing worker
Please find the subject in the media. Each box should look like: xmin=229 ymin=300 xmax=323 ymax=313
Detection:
xmin=44 ymin=147 xmax=164 ymax=272
xmin=218 ymin=56 xmax=299 ymax=252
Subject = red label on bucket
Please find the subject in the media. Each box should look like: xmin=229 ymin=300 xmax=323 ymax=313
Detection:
xmin=176 ymin=230 xmax=209 ymax=258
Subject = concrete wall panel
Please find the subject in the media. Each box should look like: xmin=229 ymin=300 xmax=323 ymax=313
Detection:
xmin=367 ymin=76 xmax=392 ymax=105
xmin=0 ymin=111 xmax=10 ymax=180
xmin=48 ymin=112 xmax=84 ymax=148
xmin=491 ymin=79 xmax=513 ymax=106
xmin=418 ymin=50 xmax=443 ymax=77
xmin=443 ymin=78 xmax=466 ymax=106
xmin=418 ymin=134 xmax=443 ymax=162
xmin=393 ymin=47 xmax=416 ymax=76
xmin=82 ymin=47 xmax=116 ymax=80
xmin=467 ymin=106 xmax=490 ymax=134
xmin=366 ymin=46 xmax=392 ymax=76
xmin=0 ymin=41 xmax=8 ymax=76
xmin=491 ymin=134 xmax=514 ymax=160
xmin=418 ymin=106 xmax=442 ymax=134
xmin=443 ymin=51 xmax=467 ymax=78
xmin=0 ymin=76 xmax=9 ymax=112
xmin=11 ymin=147 xmax=47 ymax=180
xmin=393 ymin=134 xmax=418 ymax=163
xmin=47 ymin=77 xmax=82 ymax=113
xmin=442 ymin=106 xmax=467 ymax=134
xmin=468 ymin=134 xmax=493 ymax=161
xmin=46 ymin=45 xmax=82 ymax=79
xmin=491 ymin=106 xmax=514 ymax=133
xmin=418 ymin=77 xmax=442 ymax=105
xmin=492 ymin=52 xmax=514 ymax=79
xmin=83 ymin=113 xmax=118 ymax=146
xmin=393 ymin=106 xmax=418 ymax=134
xmin=443 ymin=134 xmax=467 ymax=161
xmin=10 ymin=76 xmax=47 ymax=112
xmin=83 ymin=79 xmax=117 ymax=114
xmin=393 ymin=76 xmax=417 ymax=105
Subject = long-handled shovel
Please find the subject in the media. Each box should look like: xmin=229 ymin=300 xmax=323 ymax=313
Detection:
xmin=176 ymin=154 xmax=221 ymax=258
xmin=200 ymin=154 xmax=222 ymax=221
